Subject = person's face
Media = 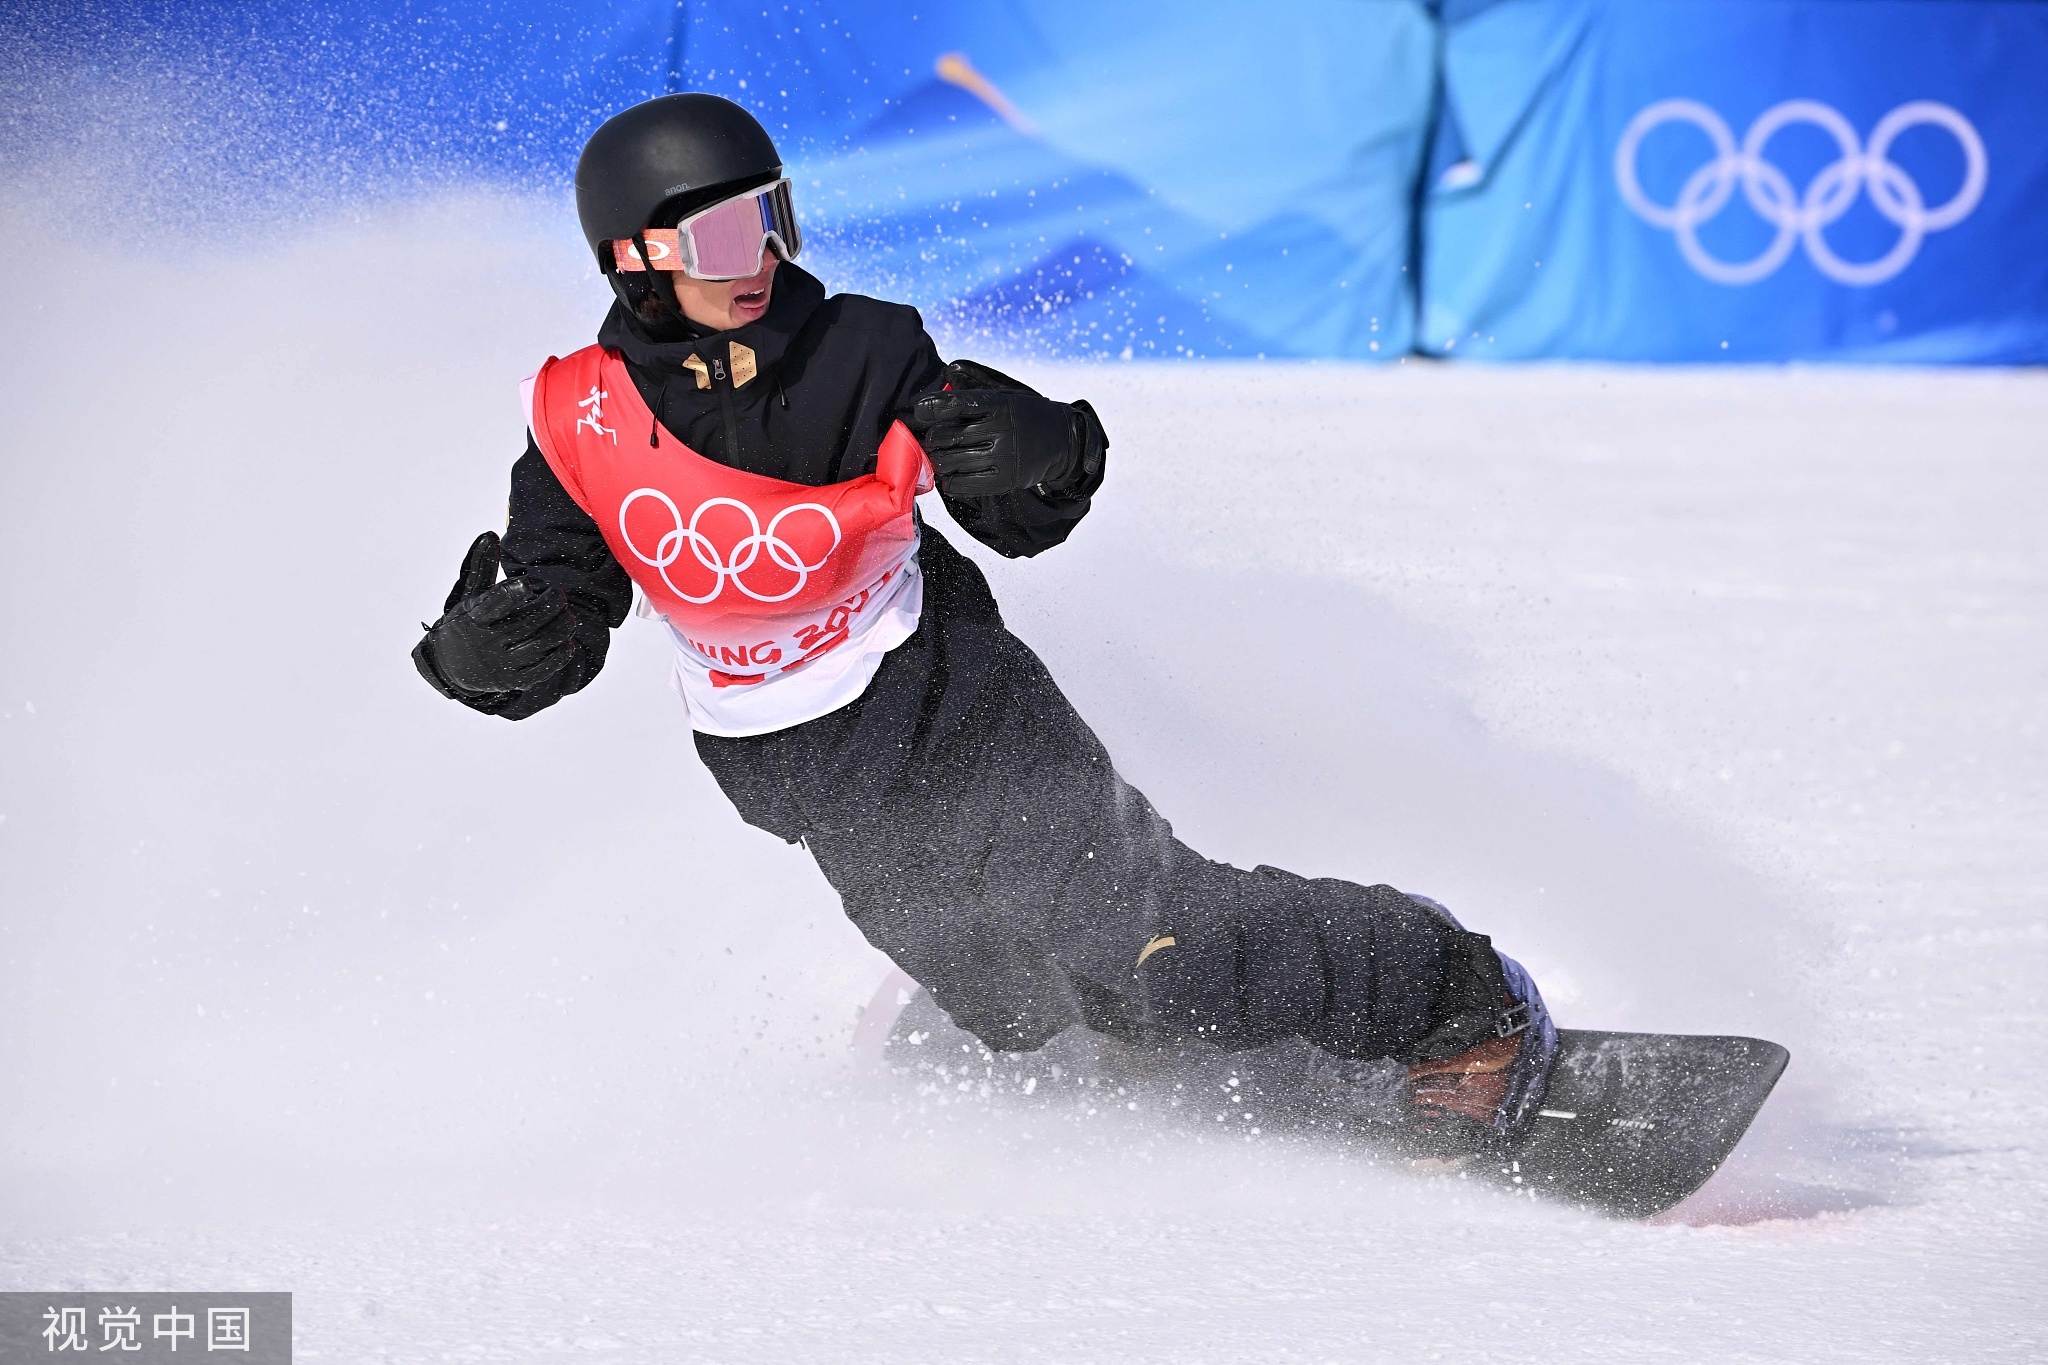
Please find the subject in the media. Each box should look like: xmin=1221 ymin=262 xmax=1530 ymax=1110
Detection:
xmin=668 ymin=258 xmax=777 ymax=332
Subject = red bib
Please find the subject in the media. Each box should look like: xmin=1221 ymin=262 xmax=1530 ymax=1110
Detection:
xmin=528 ymin=345 xmax=931 ymax=686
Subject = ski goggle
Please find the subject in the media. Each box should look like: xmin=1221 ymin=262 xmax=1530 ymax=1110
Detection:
xmin=609 ymin=179 xmax=802 ymax=280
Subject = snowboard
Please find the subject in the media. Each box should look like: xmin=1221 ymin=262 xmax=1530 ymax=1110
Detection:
xmin=860 ymin=972 xmax=1788 ymax=1220
xmin=1479 ymin=1027 xmax=1788 ymax=1217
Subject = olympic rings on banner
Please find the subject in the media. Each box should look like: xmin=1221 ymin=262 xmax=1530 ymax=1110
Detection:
xmin=618 ymin=490 xmax=842 ymax=604
xmin=1614 ymin=98 xmax=1987 ymax=286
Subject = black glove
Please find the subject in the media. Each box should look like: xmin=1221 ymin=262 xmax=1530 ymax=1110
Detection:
xmin=412 ymin=532 xmax=580 ymax=707
xmin=906 ymin=360 xmax=1082 ymax=498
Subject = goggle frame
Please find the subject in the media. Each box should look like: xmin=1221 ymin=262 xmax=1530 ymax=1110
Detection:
xmin=609 ymin=179 xmax=803 ymax=281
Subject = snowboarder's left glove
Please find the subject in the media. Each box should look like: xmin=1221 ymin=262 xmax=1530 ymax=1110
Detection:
xmin=908 ymin=364 xmax=1084 ymax=498
xmin=412 ymin=531 xmax=581 ymax=714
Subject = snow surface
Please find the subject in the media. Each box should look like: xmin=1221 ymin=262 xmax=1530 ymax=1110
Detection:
xmin=2 ymin=190 xmax=2044 ymax=1361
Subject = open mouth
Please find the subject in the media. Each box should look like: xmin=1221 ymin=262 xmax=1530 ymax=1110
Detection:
xmin=734 ymin=286 xmax=769 ymax=308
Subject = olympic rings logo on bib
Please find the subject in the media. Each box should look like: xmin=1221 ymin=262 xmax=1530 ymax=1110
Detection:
xmin=618 ymin=489 xmax=842 ymax=604
xmin=1614 ymin=98 xmax=1987 ymax=286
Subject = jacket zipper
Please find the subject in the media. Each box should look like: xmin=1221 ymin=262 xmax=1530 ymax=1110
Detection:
xmin=711 ymin=351 xmax=741 ymax=466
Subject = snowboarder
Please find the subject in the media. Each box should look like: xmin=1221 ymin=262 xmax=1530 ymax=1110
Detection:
xmin=412 ymin=93 xmax=1558 ymax=1150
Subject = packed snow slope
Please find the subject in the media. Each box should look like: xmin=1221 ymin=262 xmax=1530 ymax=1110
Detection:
xmin=1 ymin=189 xmax=2043 ymax=1361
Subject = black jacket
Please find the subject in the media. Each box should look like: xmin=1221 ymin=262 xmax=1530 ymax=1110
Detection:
xmin=431 ymin=267 xmax=1499 ymax=1071
xmin=476 ymin=262 xmax=1105 ymax=717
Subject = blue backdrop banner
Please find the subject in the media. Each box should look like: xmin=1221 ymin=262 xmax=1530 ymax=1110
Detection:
xmin=7 ymin=0 xmax=2043 ymax=362
xmin=770 ymin=1 xmax=1436 ymax=359
xmin=2 ymin=0 xmax=1434 ymax=361
xmin=1420 ymin=0 xmax=2048 ymax=363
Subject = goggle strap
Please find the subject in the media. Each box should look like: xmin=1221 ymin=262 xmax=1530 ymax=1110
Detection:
xmin=612 ymin=229 xmax=683 ymax=273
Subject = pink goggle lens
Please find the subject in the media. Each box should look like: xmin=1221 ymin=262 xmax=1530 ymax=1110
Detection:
xmin=684 ymin=192 xmax=774 ymax=279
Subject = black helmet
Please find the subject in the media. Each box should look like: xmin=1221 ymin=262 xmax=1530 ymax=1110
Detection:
xmin=575 ymin=93 xmax=786 ymax=274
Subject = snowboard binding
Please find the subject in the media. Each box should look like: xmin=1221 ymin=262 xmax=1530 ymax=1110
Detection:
xmin=1404 ymin=952 xmax=1560 ymax=1151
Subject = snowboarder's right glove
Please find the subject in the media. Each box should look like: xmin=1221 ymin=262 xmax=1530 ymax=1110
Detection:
xmin=412 ymin=532 xmax=581 ymax=713
xmin=907 ymin=360 xmax=1090 ymax=498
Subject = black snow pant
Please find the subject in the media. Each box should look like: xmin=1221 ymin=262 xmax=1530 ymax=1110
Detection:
xmin=696 ymin=527 xmax=1505 ymax=1059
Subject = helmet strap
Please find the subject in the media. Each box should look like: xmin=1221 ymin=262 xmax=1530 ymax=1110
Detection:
xmin=630 ymin=230 xmax=682 ymax=320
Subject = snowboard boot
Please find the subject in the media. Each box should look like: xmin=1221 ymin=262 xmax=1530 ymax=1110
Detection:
xmin=1406 ymin=951 xmax=1558 ymax=1150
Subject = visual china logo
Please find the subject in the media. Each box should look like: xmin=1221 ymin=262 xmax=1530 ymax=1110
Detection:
xmin=3 ymin=1293 xmax=290 ymax=1363
xmin=1615 ymin=98 xmax=1987 ymax=286
xmin=618 ymin=490 xmax=842 ymax=604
